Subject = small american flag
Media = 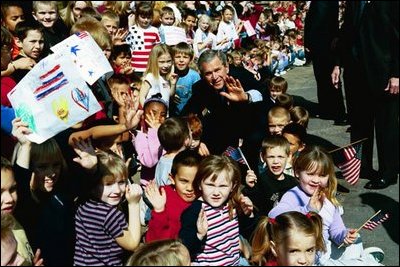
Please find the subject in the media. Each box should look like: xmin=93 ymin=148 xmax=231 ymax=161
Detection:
xmin=223 ymin=146 xmax=245 ymax=165
xmin=336 ymin=143 xmax=363 ymax=185
xmin=75 ymin=31 xmax=88 ymax=39
xmin=363 ymin=212 xmax=390 ymax=231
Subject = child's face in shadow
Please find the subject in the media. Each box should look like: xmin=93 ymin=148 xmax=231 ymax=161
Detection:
xmin=272 ymin=230 xmax=317 ymax=266
xmin=32 ymin=159 xmax=61 ymax=192
xmin=283 ymin=133 xmax=304 ymax=158
xmin=269 ymin=86 xmax=283 ymax=100
xmin=264 ymin=146 xmax=288 ymax=180
xmin=1 ymin=169 xmax=17 ymax=214
xmin=268 ymin=117 xmax=289 ymax=135
xmin=113 ymin=52 xmax=131 ymax=67
xmin=169 ymin=166 xmax=198 ymax=202
xmin=143 ymin=102 xmax=167 ymax=126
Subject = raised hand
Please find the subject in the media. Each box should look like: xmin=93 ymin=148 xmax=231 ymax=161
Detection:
xmin=196 ymin=208 xmax=208 ymax=240
xmin=33 ymin=248 xmax=44 ymax=266
xmin=245 ymin=170 xmax=257 ymax=188
xmin=112 ymin=28 xmax=128 ymax=45
xmin=145 ymin=110 xmax=161 ymax=129
xmin=220 ymin=76 xmax=248 ymax=102
xmin=11 ymin=117 xmax=32 ymax=145
xmin=125 ymin=182 xmax=142 ymax=204
xmin=144 ymin=180 xmax=166 ymax=212
xmin=124 ymin=90 xmax=143 ymax=130
xmin=72 ymin=137 xmax=97 ymax=171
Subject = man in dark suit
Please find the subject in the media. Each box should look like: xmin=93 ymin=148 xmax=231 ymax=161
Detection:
xmin=304 ymin=1 xmax=347 ymax=125
xmin=182 ymin=50 xmax=263 ymax=156
xmin=332 ymin=1 xmax=399 ymax=189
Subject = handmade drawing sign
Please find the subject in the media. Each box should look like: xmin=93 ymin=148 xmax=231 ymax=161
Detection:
xmin=8 ymin=51 xmax=102 ymax=144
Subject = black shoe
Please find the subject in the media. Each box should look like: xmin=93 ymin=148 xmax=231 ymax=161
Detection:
xmin=364 ymin=178 xmax=397 ymax=190
xmin=333 ymin=118 xmax=349 ymax=126
xmin=337 ymin=183 xmax=350 ymax=193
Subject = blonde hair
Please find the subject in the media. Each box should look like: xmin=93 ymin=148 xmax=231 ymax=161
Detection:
xmin=60 ymin=1 xmax=93 ymax=29
xmin=290 ymin=106 xmax=309 ymax=128
xmin=268 ymin=106 xmax=291 ymax=122
xmin=293 ymin=145 xmax=340 ymax=207
xmin=251 ymin=211 xmax=325 ymax=266
xmin=95 ymin=150 xmax=128 ymax=186
xmin=144 ymin=44 xmax=172 ymax=80
xmin=101 ymin=10 xmax=120 ymax=26
xmin=126 ymin=239 xmax=189 ymax=266
xmin=70 ymin=16 xmax=112 ymax=50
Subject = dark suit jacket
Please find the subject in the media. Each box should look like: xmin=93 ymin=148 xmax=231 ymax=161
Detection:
xmin=339 ymin=1 xmax=399 ymax=93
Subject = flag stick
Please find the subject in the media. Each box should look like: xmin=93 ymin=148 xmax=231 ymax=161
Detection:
xmin=329 ymin=138 xmax=368 ymax=153
xmin=237 ymin=147 xmax=251 ymax=170
xmin=338 ymin=210 xmax=381 ymax=249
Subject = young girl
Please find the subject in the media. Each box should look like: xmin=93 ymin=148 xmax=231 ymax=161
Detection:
xmin=250 ymin=211 xmax=325 ymax=266
xmin=268 ymin=145 xmax=384 ymax=266
xmin=193 ymin=14 xmax=217 ymax=59
xmin=139 ymin=44 xmax=178 ymax=108
xmin=125 ymin=2 xmax=160 ymax=75
xmin=179 ymin=155 xmax=256 ymax=265
xmin=126 ymin=239 xmax=191 ymax=266
xmin=216 ymin=5 xmax=243 ymax=53
xmin=74 ymin=150 xmax=142 ymax=266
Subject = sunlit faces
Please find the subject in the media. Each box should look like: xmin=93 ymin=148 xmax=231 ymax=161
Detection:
xmin=98 ymin=176 xmax=127 ymax=206
xmin=32 ymin=159 xmax=61 ymax=192
xmin=268 ymin=117 xmax=289 ymax=136
xmin=1 ymin=169 xmax=17 ymax=214
xmin=160 ymin=13 xmax=175 ymax=26
xmin=72 ymin=1 xmax=89 ymax=20
xmin=198 ymin=19 xmax=210 ymax=32
xmin=113 ymin=52 xmax=131 ymax=67
xmin=20 ymin=30 xmax=44 ymax=60
xmin=1 ymin=6 xmax=24 ymax=32
xmin=272 ymin=231 xmax=317 ymax=266
xmin=144 ymin=101 xmax=167 ymax=125
xmin=200 ymin=170 xmax=233 ymax=208
xmin=222 ymin=9 xmax=233 ymax=23
xmin=32 ymin=3 xmax=58 ymax=28
xmin=158 ymin=53 xmax=173 ymax=76
xmin=183 ymin=15 xmax=196 ymax=30
xmin=296 ymin=170 xmax=329 ymax=196
xmin=137 ymin=15 xmax=152 ymax=28
xmin=169 ymin=166 xmax=198 ymax=202
xmin=173 ymin=53 xmax=191 ymax=71
xmin=201 ymin=56 xmax=229 ymax=90
xmin=1 ymin=233 xmax=25 ymax=266
xmin=264 ymin=146 xmax=288 ymax=180
xmin=102 ymin=19 xmax=118 ymax=36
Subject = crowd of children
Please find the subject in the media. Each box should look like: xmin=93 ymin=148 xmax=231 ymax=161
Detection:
xmin=1 ymin=1 xmax=387 ymax=266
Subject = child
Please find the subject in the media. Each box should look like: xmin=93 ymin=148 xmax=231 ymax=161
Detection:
xmin=0 ymin=2 xmax=24 ymax=60
xmin=216 ymin=6 xmax=242 ymax=52
xmin=158 ymin=6 xmax=175 ymax=44
xmin=268 ymin=146 xmax=385 ymax=266
xmin=1 ymin=213 xmax=25 ymax=266
xmin=110 ymin=44 xmax=134 ymax=75
xmin=184 ymin=113 xmax=203 ymax=151
xmin=139 ymin=44 xmax=178 ymax=108
xmin=193 ymin=14 xmax=217 ymax=59
xmin=133 ymin=94 xmax=168 ymax=186
xmin=126 ymin=239 xmax=191 ymax=266
xmin=245 ymin=135 xmax=298 ymax=215
xmin=11 ymin=20 xmax=44 ymax=83
xmin=74 ymin=150 xmax=143 ymax=266
xmin=170 ymin=42 xmax=201 ymax=116
xmin=100 ymin=9 xmax=121 ymax=44
xmin=282 ymin=122 xmax=307 ymax=176
xmin=179 ymin=155 xmax=257 ymax=265
xmin=275 ymin=93 xmax=294 ymax=110
xmin=268 ymin=106 xmax=291 ymax=136
xmin=250 ymin=211 xmax=325 ymax=266
xmin=181 ymin=8 xmax=197 ymax=44
xmin=145 ymin=149 xmax=202 ymax=242
xmin=31 ymin=1 xmax=68 ymax=57
xmin=290 ymin=105 xmax=309 ymax=129
xmin=125 ymin=2 xmax=160 ymax=75
xmin=155 ymin=116 xmax=190 ymax=186
xmin=268 ymin=76 xmax=288 ymax=106
xmin=1 ymin=156 xmax=39 ymax=266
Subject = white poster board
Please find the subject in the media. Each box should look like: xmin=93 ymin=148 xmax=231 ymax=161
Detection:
xmin=243 ymin=20 xmax=256 ymax=37
xmin=8 ymin=52 xmax=102 ymax=144
xmin=163 ymin=26 xmax=188 ymax=46
xmin=51 ymin=31 xmax=113 ymax=85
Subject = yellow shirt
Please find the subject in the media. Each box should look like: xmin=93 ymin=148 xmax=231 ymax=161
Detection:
xmin=12 ymin=218 xmax=34 ymax=266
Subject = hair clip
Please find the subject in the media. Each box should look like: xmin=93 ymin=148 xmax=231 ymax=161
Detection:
xmin=269 ymin=217 xmax=276 ymax=224
xmin=306 ymin=213 xmax=312 ymax=219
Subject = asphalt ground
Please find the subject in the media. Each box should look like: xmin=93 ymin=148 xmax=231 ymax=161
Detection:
xmin=284 ymin=64 xmax=399 ymax=266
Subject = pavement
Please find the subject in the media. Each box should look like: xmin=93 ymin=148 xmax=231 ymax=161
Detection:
xmin=284 ymin=64 xmax=399 ymax=266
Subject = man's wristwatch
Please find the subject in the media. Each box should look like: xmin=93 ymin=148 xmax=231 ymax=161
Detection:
xmin=246 ymin=92 xmax=252 ymax=103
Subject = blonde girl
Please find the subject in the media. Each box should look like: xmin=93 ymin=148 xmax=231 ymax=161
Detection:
xmin=193 ymin=14 xmax=216 ymax=59
xmin=268 ymin=145 xmax=384 ymax=265
xmin=74 ymin=150 xmax=142 ymax=266
xmin=179 ymin=155 xmax=256 ymax=265
xmin=251 ymin=211 xmax=325 ymax=266
xmin=139 ymin=44 xmax=177 ymax=108
xmin=59 ymin=1 xmax=93 ymax=30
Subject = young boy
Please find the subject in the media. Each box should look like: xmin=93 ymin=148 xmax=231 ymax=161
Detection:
xmin=244 ymin=135 xmax=298 ymax=215
xmin=155 ymin=116 xmax=191 ymax=187
xmin=110 ymin=44 xmax=133 ymax=75
xmin=170 ymin=42 xmax=201 ymax=116
xmin=267 ymin=76 xmax=288 ymax=106
xmin=12 ymin=20 xmax=44 ymax=83
xmin=181 ymin=8 xmax=197 ymax=44
xmin=267 ymin=106 xmax=291 ymax=136
xmin=158 ymin=6 xmax=175 ymax=44
xmin=281 ymin=122 xmax=307 ymax=176
xmin=144 ymin=149 xmax=201 ymax=242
